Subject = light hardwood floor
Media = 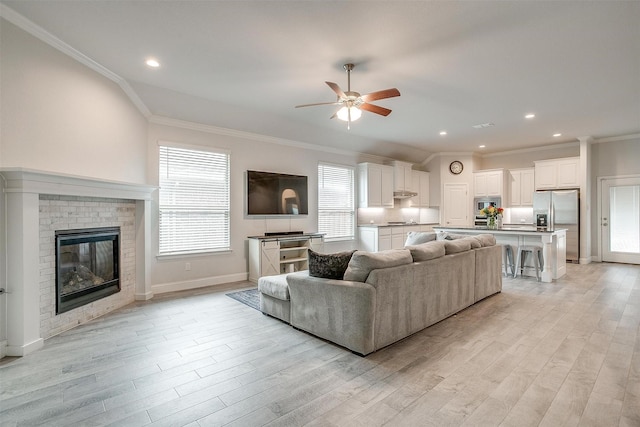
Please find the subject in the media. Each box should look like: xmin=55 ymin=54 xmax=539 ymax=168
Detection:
xmin=1 ymin=262 xmax=639 ymax=426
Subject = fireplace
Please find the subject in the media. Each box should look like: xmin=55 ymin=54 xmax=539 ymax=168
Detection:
xmin=55 ymin=227 xmax=121 ymax=314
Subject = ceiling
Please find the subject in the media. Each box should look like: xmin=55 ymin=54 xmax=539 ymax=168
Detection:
xmin=2 ymin=1 xmax=639 ymax=162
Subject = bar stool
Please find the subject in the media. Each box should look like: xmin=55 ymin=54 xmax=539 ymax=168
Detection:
xmin=502 ymin=245 xmax=515 ymax=277
xmin=514 ymin=245 xmax=544 ymax=281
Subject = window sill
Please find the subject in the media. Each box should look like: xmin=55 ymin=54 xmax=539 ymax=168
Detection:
xmin=156 ymin=248 xmax=232 ymax=260
xmin=323 ymin=236 xmax=355 ymax=243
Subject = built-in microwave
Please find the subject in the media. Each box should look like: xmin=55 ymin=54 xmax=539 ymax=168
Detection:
xmin=474 ymin=197 xmax=501 ymax=212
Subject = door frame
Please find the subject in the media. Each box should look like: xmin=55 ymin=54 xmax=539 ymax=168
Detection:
xmin=597 ymin=174 xmax=640 ymax=263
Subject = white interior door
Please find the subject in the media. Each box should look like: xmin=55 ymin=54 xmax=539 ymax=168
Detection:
xmin=443 ymin=183 xmax=469 ymax=226
xmin=602 ymin=176 xmax=640 ymax=264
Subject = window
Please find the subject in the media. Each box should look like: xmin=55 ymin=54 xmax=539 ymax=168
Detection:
xmin=318 ymin=163 xmax=355 ymax=241
xmin=159 ymin=144 xmax=230 ymax=255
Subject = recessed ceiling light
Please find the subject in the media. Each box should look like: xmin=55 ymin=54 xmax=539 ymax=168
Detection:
xmin=145 ymin=58 xmax=160 ymax=68
xmin=553 ymin=133 xmax=562 ymax=137
xmin=525 ymin=113 xmax=536 ymax=119
xmin=439 ymin=131 xmax=447 ymax=136
xmin=479 ymin=145 xmax=486 ymax=148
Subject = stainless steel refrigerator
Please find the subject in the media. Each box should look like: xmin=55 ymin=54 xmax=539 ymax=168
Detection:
xmin=533 ymin=189 xmax=580 ymax=262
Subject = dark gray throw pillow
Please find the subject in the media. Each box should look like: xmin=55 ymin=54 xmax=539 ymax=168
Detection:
xmin=308 ymin=249 xmax=356 ymax=280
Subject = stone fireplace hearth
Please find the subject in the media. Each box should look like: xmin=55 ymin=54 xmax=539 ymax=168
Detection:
xmin=1 ymin=169 xmax=156 ymax=356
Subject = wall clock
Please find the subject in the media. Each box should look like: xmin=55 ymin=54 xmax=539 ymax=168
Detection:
xmin=449 ymin=160 xmax=464 ymax=175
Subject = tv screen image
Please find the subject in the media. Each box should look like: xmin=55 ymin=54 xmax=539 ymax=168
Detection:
xmin=247 ymin=170 xmax=309 ymax=215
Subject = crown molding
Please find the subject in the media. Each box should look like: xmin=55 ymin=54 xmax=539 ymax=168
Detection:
xmin=419 ymin=151 xmax=475 ymax=167
xmin=1 ymin=4 xmax=150 ymax=118
xmin=593 ymin=133 xmax=640 ymax=144
xmin=480 ymin=141 xmax=580 ymax=158
xmin=149 ymin=115 xmax=370 ymax=158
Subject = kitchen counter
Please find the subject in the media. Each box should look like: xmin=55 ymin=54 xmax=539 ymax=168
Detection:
xmin=358 ymin=222 xmax=438 ymax=228
xmin=435 ymin=226 xmax=567 ymax=282
xmin=434 ymin=225 xmax=565 ymax=235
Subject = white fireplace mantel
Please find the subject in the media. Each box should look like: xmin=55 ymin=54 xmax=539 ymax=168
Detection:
xmin=1 ymin=168 xmax=156 ymax=357
xmin=1 ymin=168 xmax=156 ymax=200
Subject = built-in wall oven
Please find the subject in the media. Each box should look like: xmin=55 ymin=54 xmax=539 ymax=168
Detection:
xmin=474 ymin=197 xmax=501 ymax=226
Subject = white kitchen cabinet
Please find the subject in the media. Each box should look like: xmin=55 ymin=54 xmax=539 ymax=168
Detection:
xmin=392 ymin=161 xmax=415 ymax=193
xmin=248 ymin=234 xmax=324 ymax=282
xmin=391 ymin=226 xmax=405 ymax=249
xmin=534 ymin=157 xmax=579 ymax=189
xmin=509 ymin=168 xmax=535 ymax=207
xmin=358 ymin=226 xmax=390 ymax=252
xmin=411 ymin=170 xmax=431 ymax=207
xmin=358 ymin=225 xmax=422 ymax=251
xmin=358 ymin=163 xmax=394 ymax=208
xmin=473 ymin=170 xmax=505 ymax=199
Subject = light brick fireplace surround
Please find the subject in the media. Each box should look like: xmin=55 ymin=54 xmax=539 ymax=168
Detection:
xmin=1 ymin=169 xmax=156 ymax=357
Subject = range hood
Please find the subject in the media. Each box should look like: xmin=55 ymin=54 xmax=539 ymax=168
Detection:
xmin=393 ymin=191 xmax=418 ymax=199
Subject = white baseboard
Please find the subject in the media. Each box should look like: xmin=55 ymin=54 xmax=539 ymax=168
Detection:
xmin=6 ymin=337 xmax=44 ymax=357
xmin=579 ymin=257 xmax=592 ymax=264
xmin=152 ymin=272 xmax=249 ymax=294
xmin=0 ymin=340 xmax=6 ymax=359
xmin=135 ymin=291 xmax=154 ymax=301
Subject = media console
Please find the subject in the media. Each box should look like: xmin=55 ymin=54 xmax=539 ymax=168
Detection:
xmin=248 ymin=233 xmax=324 ymax=283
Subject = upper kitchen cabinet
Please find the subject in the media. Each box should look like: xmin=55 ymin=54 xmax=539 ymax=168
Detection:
xmin=357 ymin=163 xmax=394 ymax=208
xmin=473 ymin=169 xmax=505 ymax=199
xmin=392 ymin=161 xmax=415 ymax=193
xmin=411 ymin=170 xmax=430 ymax=207
xmin=509 ymin=168 xmax=535 ymax=207
xmin=534 ymin=157 xmax=580 ymax=189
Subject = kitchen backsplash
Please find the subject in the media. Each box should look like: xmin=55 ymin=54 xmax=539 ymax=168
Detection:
xmin=358 ymin=201 xmax=440 ymax=225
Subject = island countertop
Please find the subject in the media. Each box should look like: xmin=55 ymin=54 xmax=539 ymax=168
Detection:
xmin=433 ymin=226 xmax=567 ymax=235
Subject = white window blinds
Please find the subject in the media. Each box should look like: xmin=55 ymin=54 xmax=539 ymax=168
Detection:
xmin=318 ymin=163 xmax=355 ymax=241
xmin=159 ymin=145 xmax=230 ymax=254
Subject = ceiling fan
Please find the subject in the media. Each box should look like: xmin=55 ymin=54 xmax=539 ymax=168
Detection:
xmin=295 ymin=63 xmax=401 ymax=129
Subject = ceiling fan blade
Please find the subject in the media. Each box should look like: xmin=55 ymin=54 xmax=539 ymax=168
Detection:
xmin=360 ymin=102 xmax=392 ymax=117
xmin=326 ymin=81 xmax=346 ymax=99
xmin=295 ymin=101 xmax=342 ymax=108
xmin=360 ymin=88 xmax=401 ymax=103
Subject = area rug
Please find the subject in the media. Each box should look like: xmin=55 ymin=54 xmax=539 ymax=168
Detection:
xmin=226 ymin=288 xmax=260 ymax=311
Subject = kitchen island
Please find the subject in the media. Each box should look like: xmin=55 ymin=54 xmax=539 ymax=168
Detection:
xmin=434 ymin=226 xmax=567 ymax=282
xmin=358 ymin=223 xmax=437 ymax=252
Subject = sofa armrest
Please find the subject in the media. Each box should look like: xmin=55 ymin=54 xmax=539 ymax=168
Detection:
xmin=287 ymin=274 xmax=376 ymax=355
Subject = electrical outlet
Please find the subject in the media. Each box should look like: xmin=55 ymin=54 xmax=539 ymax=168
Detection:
xmin=185 ymin=262 xmax=191 ymax=271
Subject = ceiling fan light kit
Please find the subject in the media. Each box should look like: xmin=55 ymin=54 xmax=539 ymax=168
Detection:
xmin=295 ymin=63 xmax=400 ymax=129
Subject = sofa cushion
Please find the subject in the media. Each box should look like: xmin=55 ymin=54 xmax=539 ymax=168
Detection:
xmin=475 ymin=234 xmax=497 ymax=247
xmin=406 ymin=240 xmax=446 ymax=262
xmin=444 ymin=239 xmax=472 ymax=254
xmin=258 ymin=273 xmax=291 ymax=300
xmin=462 ymin=236 xmax=482 ymax=249
xmin=404 ymin=231 xmax=437 ymax=247
xmin=444 ymin=232 xmax=472 ymax=240
xmin=343 ymin=249 xmax=413 ymax=283
xmin=308 ymin=249 xmax=356 ymax=280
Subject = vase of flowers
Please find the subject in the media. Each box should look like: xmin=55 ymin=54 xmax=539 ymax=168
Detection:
xmin=479 ymin=205 xmax=504 ymax=229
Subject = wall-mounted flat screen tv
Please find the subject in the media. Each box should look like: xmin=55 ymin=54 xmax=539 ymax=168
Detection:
xmin=247 ymin=170 xmax=308 ymax=215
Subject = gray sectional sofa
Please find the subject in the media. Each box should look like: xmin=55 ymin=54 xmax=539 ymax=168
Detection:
xmin=258 ymin=233 xmax=502 ymax=356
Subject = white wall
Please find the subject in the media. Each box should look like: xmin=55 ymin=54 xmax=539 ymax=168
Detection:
xmin=0 ymin=19 xmax=148 ymax=184
xmin=146 ymin=122 xmax=366 ymax=292
xmin=479 ymin=143 xmax=580 ymax=170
